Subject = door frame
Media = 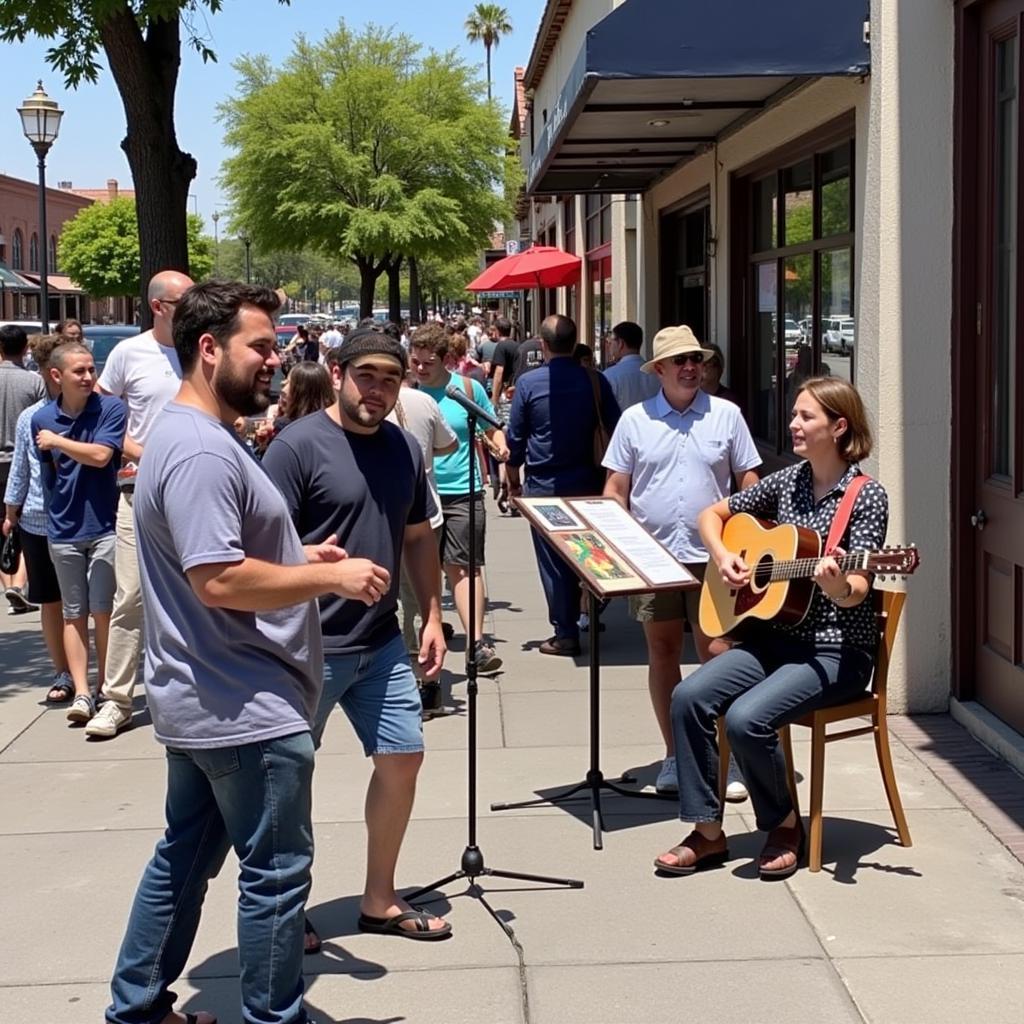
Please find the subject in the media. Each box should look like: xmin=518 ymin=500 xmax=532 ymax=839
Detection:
xmin=951 ymin=0 xmax=1024 ymax=697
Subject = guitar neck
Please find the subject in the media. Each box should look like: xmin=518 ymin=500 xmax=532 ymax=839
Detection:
xmin=769 ymin=552 xmax=870 ymax=581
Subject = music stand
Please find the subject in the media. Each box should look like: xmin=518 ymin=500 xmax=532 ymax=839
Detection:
xmin=405 ymin=404 xmax=583 ymax=919
xmin=490 ymin=496 xmax=700 ymax=850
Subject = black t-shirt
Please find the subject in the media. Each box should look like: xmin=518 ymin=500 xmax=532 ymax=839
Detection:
xmin=301 ymin=340 xmax=320 ymax=362
xmin=262 ymin=411 xmax=433 ymax=654
xmin=490 ymin=338 xmax=518 ymax=386
xmin=513 ymin=338 xmax=544 ymax=381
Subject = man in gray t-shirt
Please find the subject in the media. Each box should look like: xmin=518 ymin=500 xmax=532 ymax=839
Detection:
xmin=107 ymin=281 xmax=391 ymax=1024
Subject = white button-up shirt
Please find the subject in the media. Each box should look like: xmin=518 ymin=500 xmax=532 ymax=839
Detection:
xmin=602 ymin=353 xmax=661 ymax=410
xmin=602 ymin=389 xmax=761 ymax=563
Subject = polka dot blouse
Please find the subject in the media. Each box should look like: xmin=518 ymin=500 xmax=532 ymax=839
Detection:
xmin=726 ymin=462 xmax=889 ymax=650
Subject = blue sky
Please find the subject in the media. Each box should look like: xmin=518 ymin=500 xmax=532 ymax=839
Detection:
xmin=0 ymin=0 xmax=544 ymax=226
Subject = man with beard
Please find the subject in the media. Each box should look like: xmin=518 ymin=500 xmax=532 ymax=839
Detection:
xmin=263 ymin=325 xmax=451 ymax=943
xmin=106 ymin=282 xmax=391 ymax=1024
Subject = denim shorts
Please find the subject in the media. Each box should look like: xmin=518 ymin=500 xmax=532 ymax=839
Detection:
xmin=312 ymin=632 xmax=424 ymax=756
xmin=48 ymin=533 xmax=117 ymax=619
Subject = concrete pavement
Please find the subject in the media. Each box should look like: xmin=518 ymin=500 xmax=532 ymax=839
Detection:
xmin=2 ymin=500 xmax=1024 ymax=1023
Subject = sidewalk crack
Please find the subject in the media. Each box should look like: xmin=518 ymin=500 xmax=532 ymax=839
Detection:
xmin=477 ymin=888 xmax=530 ymax=1024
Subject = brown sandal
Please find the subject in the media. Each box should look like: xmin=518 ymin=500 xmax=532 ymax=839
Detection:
xmin=758 ymin=819 xmax=805 ymax=879
xmin=654 ymin=830 xmax=729 ymax=875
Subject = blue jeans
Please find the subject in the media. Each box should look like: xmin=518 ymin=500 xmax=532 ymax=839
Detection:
xmin=313 ymin=633 xmax=424 ymax=756
xmin=670 ymin=632 xmax=874 ymax=831
xmin=528 ymin=525 xmax=581 ymax=642
xmin=106 ymin=731 xmax=315 ymax=1024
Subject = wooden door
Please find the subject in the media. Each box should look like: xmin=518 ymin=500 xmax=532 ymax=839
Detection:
xmin=972 ymin=1 xmax=1024 ymax=731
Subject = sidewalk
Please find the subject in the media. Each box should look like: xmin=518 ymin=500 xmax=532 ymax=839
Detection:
xmin=2 ymin=499 xmax=1023 ymax=1023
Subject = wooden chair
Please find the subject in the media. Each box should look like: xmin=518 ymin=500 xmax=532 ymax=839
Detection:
xmin=718 ymin=589 xmax=913 ymax=872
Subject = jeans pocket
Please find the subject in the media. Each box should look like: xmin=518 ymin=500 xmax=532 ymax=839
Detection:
xmin=190 ymin=746 xmax=242 ymax=780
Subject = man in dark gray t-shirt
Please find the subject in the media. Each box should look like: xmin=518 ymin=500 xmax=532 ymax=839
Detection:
xmin=107 ymin=282 xmax=391 ymax=1024
xmin=263 ymin=326 xmax=451 ymax=944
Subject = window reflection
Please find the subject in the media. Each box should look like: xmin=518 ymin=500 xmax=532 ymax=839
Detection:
xmin=753 ymin=177 xmax=778 ymax=252
xmin=783 ymin=254 xmax=812 ymax=452
xmin=821 ymin=143 xmax=852 ymax=236
xmin=820 ymin=247 xmax=854 ymax=384
xmin=754 ymin=261 xmax=778 ymax=447
xmin=783 ymin=160 xmax=813 ymax=246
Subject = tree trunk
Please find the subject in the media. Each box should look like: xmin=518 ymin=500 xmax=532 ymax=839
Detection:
xmin=355 ymin=252 xmax=389 ymax=319
xmin=98 ymin=11 xmax=195 ymax=330
xmin=387 ymin=256 xmax=403 ymax=324
xmin=486 ymin=45 xmax=492 ymax=103
xmin=408 ymin=256 xmax=421 ymax=325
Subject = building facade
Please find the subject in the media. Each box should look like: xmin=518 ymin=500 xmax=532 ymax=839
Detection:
xmin=515 ymin=0 xmax=1024 ymax=755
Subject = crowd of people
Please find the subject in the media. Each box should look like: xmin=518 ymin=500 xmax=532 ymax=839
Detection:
xmin=0 ymin=274 xmax=888 ymax=1024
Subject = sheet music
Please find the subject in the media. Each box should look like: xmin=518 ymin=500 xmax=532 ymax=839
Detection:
xmin=570 ymin=499 xmax=696 ymax=586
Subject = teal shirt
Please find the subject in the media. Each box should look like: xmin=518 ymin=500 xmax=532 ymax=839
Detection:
xmin=420 ymin=375 xmax=496 ymax=496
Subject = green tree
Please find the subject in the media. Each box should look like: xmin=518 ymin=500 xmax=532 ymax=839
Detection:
xmin=58 ymin=196 xmax=213 ymax=298
xmin=0 ymin=1 xmax=288 ymax=324
xmin=220 ymin=22 xmax=511 ymax=319
xmin=464 ymin=4 xmax=512 ymax=103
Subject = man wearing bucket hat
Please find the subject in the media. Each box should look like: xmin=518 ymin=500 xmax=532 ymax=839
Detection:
xmin=263 ymin=325 xmax=452 ymax=943
xmin=603 ymin=325 xmax=762 ymax=798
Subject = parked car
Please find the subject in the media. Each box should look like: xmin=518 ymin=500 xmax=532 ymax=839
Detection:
xmin=277 ymin=313 xmax=309 ymax=328
xmin=783 ymin=316 xmax=802 ymax=345
xmin=82 ymin=324 xmax=141 ymax=375
xmin=822 ymin=316 xmax=855 ymax=354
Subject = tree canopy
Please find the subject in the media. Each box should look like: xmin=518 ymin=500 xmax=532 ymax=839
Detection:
xmin=219 ymin=21 xmax=512 ymax=317
xmin=57 ymin=197 xmax=213 ymax=298
xmin=0 ymin=1 xmax=287 ymax=324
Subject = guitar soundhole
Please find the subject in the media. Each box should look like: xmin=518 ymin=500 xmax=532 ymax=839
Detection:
xmin=753 ymin=555 xmax=774 ymax=590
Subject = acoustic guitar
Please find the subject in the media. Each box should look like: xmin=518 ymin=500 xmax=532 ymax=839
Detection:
xmin=698 ymin=513 xmax=921 ymax=638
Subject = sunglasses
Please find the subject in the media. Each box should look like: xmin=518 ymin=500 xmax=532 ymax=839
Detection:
xmin=670 ymin=352 xmax=704 ymax=366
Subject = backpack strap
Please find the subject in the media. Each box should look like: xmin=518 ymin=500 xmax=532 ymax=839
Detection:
xmin=824 ymin=474 xmax=871 ymax=555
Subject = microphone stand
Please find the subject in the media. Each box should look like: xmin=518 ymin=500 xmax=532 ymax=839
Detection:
xmin=405 ymin=401 xmax=583 ymax=926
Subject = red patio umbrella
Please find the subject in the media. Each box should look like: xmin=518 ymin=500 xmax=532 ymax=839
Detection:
xmin=466 ymin=246 xmax=582 ymax=292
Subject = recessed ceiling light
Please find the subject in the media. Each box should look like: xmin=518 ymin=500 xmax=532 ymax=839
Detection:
xmin=647 ymin=118 xmax=671 ymax=128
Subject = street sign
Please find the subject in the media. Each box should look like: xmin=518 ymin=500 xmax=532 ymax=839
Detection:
xmin=479 ymin=291 xmax=518 ymax=299
xmin=505 ymin=239 xmax=520 ymax=255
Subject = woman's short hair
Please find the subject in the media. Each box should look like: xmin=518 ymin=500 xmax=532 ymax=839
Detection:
xmin=797 ymin=376 xmax=873 ymax=463
xmin=704 ymin=342 xmax=725 ymax=371
xmin=283 ymin=361 xmax=334 ymax=421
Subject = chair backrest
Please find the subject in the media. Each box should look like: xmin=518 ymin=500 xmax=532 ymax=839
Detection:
xmin=870 ymin=589 xmax=906 ymax=709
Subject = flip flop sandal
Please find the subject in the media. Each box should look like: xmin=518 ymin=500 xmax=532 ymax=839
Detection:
xmin=758 ymin=820 xmax=805 ymax=880
xmin=303 ymin=916 xmax=322 ymax=955
xmin=45 ymin=679 xmax=75 ymax=704
xmin=654 ymin=831 xmax=729 ymax=876
xmin=357 ymin=907 xmax=452 ymax=941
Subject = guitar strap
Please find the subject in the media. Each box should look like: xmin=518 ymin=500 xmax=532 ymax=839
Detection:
xmin=824 ymin=474 xmax=872 ymax=556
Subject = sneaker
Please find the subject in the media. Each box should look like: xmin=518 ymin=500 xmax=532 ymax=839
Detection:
xmin=5 ymin=585 xmax=38 ymax=614
xmin=577 ymin=612 xmax=590 ymax=632
xmin=725 ymin=780 xmax=749 ymax=803
xmin=419 ymin=681 xmax=443 ymax=720
xmin=85 ymin=700 xmax=133 ymax=738
xmin=655 ymin=756 xmax=679 ymax=794
xmin=66 ymin=694 xmax=96 ymax=724
xmin=472 ymin=641 xmax=503 ymax=674
xmin=442 ymin=621 xmax=455 ymax=643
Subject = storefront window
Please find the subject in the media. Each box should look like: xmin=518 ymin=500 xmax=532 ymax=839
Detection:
xmin=737 ymin=126 xmax=855 ymax=454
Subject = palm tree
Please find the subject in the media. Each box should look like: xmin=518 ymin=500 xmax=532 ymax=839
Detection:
xmin=464 ymin=4 xmax=513 ymax=103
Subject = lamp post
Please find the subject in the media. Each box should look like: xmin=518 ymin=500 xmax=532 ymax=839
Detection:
xmin=211 ymin=211 xmax=220 ymax=273
xmin=17 ymin=82 xmax=64 ymax=333
xmin=240 ymin=231 xmax=252 ymax=283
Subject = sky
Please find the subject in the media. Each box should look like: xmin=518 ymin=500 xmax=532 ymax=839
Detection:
xmin=0 ymin=0 xmax=545 ymax=227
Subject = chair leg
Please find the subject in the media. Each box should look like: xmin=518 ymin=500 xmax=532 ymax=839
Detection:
xmin=717 ymin=718 xmax=730 ymax=811
xmin=780 ymin=725 xmax=799 ymax=818
xmin=874 ymin=715 xmax=913 ymax=849
xmin=808 ymin=719 xmax=826 ymax=872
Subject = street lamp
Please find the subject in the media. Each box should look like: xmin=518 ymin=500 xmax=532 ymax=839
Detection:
xmin=211 ymin=211 xmax=220 ymax=273
xmin=17 ymin=81 xmax=64 ymax=333
xmin=239 ymin=230 xmax=252 ymax=284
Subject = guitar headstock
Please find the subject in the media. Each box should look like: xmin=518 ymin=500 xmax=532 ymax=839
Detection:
xmin=865 ymin=546 xmax=921 ymax=577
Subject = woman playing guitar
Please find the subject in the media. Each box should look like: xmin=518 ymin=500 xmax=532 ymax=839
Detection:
xmin=654 ymin=377 xmax=888 ymax=879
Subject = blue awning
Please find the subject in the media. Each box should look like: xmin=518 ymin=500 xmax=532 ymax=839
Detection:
xmin=527 ymin=0 xmax=871 ymax=195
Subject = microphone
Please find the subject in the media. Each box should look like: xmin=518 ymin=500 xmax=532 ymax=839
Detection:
xmin=444 ymin=381 xmax=504 ymax=430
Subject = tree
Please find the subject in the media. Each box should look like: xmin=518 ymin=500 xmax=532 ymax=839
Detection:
xmin=58 ymin=196 xmax=213 ymax=298
xmin=464 ymin=4 xmax=512 ymax=104
xmin=220 ymin=22 xmax=511 ymax=319
xmin=0 ymin=1 xmax=288 ymax=326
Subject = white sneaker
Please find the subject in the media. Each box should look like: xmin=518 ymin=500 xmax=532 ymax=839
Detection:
xmin=85 ymin=700 xmax=132 ymax=738
xmin=725 ymin=780 xmax=749 ymax=802
xmin=66 ymin=694 xmax=96 ymax=724
xmin=655 ymin=756 xmax=678 ymax=794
